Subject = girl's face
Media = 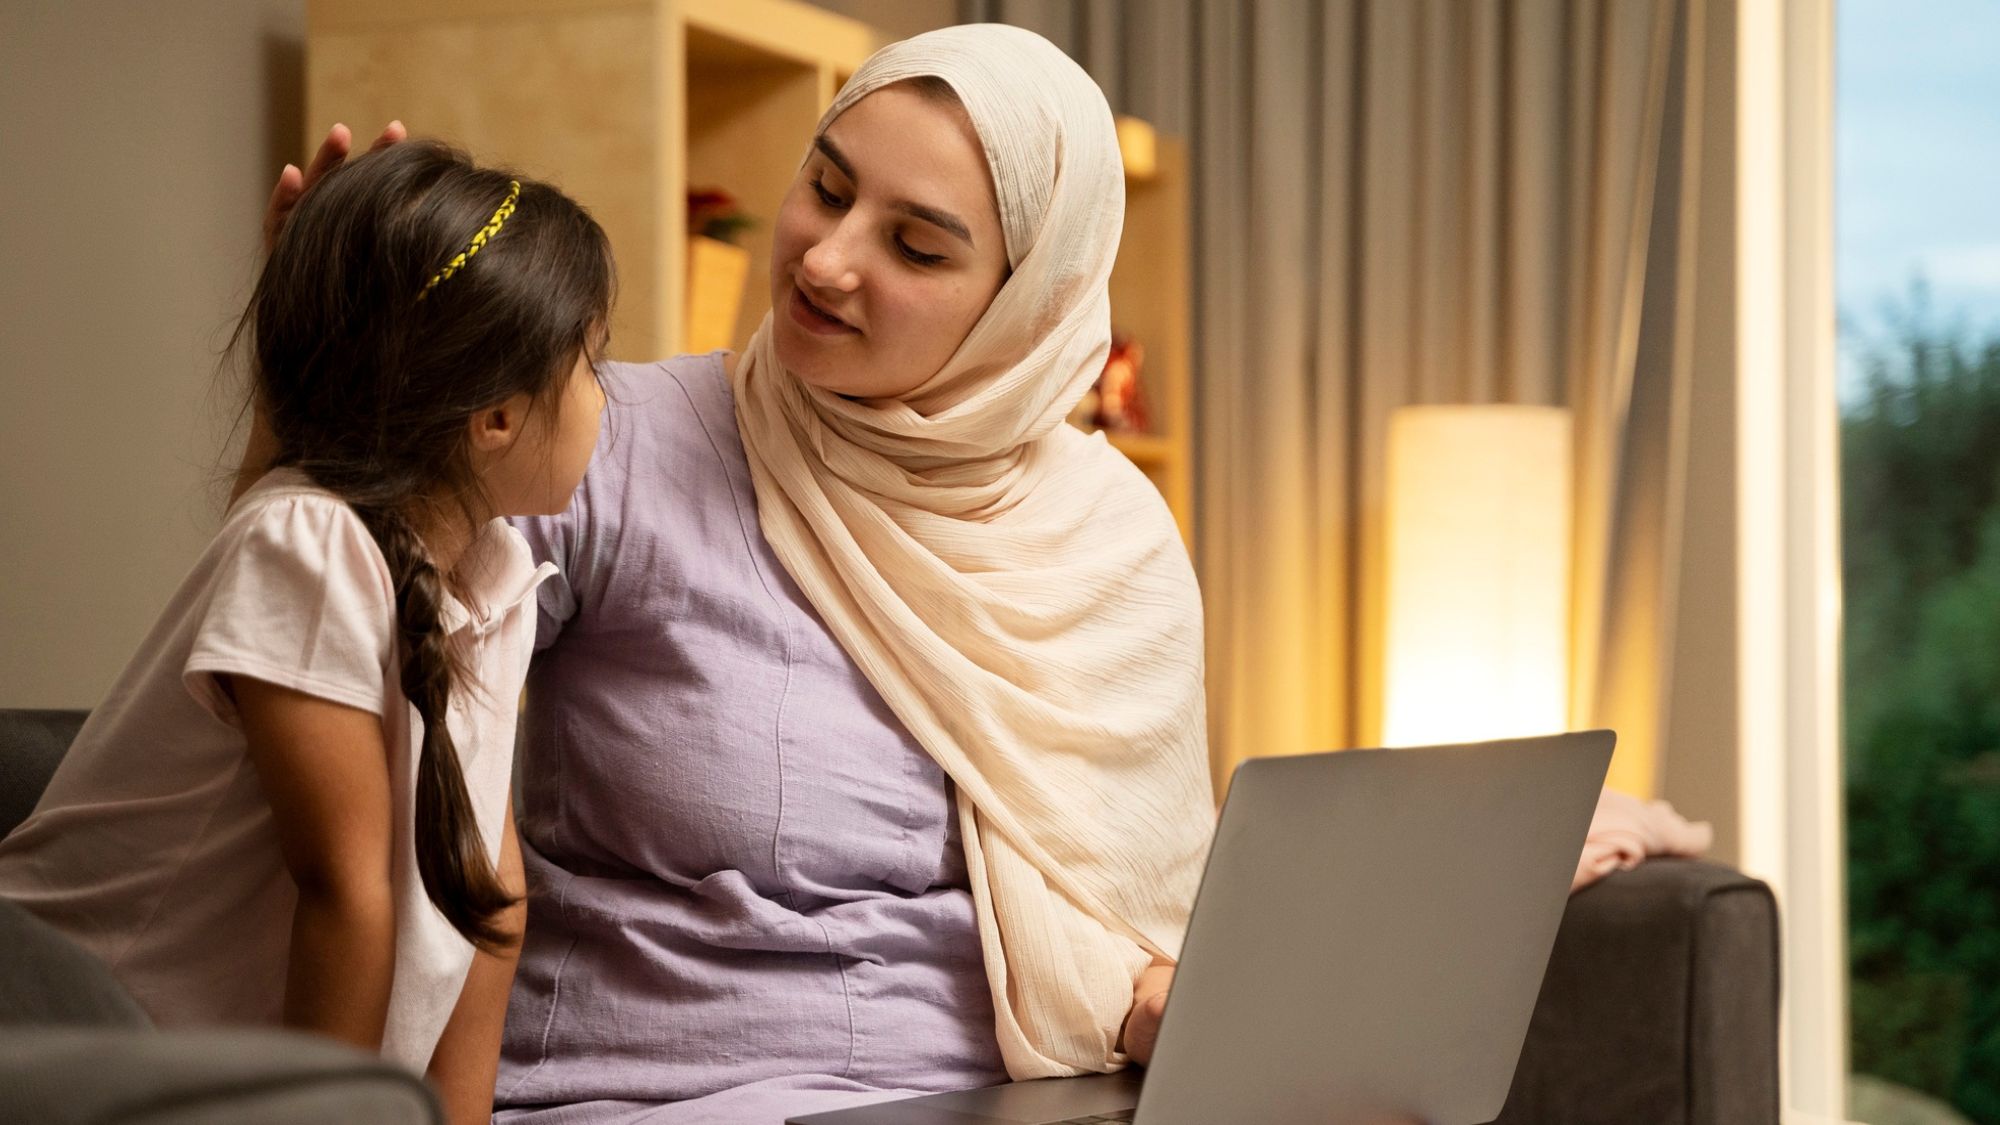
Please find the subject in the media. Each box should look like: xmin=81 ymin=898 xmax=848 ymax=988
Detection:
xmin=478 ymin=349 xmax=606 ymax=518
xmin=769 ymin=83 xmax=1011 ymax=400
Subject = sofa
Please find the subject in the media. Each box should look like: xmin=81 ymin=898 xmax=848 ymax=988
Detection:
xmin=0 ymin=710 xmax=439 ymax=1124
xmin=1490 ymin=857 xmax=1782 ymax=1123
xmin=0 ymin=708 xmax=1778 ymax=1124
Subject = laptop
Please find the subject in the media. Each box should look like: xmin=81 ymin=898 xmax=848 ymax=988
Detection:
xmin=790 ymin=731 xmax=1614 ymax=1125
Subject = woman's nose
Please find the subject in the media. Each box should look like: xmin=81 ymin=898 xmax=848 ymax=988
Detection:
xmin=800 ymin=223 xmax=862 ymax=292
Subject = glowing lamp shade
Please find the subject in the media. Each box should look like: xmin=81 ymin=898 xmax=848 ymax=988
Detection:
xmin=1381 ymin=405 xmax=1572 ymax=747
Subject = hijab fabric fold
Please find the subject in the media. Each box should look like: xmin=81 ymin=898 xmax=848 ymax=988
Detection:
xmin=731 ymin=24 xmax=1214 ymax=1078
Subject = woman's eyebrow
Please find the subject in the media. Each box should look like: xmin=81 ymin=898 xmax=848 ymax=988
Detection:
xmin=897 ymin=201 xmax=972 ymax=245
xmin=814 ymin=134 xmax=976 ymax=248
xmin=814 ymin=134 xmax=858 ymax=181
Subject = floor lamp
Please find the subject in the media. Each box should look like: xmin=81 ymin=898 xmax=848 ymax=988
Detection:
xmin=1381 ymin=405 xmax=1573 ymax=747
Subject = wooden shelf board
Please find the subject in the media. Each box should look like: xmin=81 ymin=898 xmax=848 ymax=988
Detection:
xmin=308 ymin=0 xmax=645 ymax=33
xmin=1103 ymin=431 xmax=1176 ymax=466
xmin=678 ymin=0 xmax=877 ymax=72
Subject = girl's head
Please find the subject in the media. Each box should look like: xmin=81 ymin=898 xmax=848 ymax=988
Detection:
xmin=243 ymin=140 xmax=614 ymax=949
xmin=764 ymin=25 xmax=1124 ymax=441
xmin=252 ymin=140 xmax=611 ymax=526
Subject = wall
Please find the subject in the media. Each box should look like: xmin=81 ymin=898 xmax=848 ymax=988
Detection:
xmin=0 ymin=0 xmax=305 ymax=707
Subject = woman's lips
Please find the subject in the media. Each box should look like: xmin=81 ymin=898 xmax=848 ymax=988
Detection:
xmin=788 ymin=284 xmax=859 ymax=336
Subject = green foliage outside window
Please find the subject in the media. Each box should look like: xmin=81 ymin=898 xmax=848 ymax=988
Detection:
xmin=1844 ymin=292 xmax=2000 ymax=1122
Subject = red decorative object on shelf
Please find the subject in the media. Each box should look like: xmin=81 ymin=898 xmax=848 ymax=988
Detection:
xmin=687 ymin=187 xmax=755 ymax=244
xmin=1092 ymin=331 xmax=1150 ymax=434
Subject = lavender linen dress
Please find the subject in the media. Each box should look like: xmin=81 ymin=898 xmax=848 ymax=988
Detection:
xmin=493 ymin=355 xmax=1009 ymax=1123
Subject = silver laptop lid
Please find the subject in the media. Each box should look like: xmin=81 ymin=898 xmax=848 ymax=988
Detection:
xmin=1136 ymin=731 xmax=1613 ymax=1125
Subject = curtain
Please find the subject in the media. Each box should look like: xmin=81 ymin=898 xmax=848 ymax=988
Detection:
xmin=955 ymin=0 xmax=1703 ymax=798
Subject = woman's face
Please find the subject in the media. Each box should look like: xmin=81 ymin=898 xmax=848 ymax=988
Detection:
xmin=768 ymin=83 xmax=1011 ymax=400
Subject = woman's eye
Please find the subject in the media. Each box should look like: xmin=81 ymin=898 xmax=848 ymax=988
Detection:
xmin=811 ymin=177 xmax=847 ymax=209
xmin=897 ymin=237 xmax=946 ymax=267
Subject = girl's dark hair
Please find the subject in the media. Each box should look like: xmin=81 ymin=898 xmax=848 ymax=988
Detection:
xmin=242 ymin=140 xmax=613 ymax=950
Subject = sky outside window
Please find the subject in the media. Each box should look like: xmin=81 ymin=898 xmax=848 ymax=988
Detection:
xmin=1838 ymin=0 xmax=2000 ymax=394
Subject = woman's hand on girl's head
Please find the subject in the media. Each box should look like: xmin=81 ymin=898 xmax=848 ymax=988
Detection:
xmin=263 ymin=120 xmax=407 ymax=253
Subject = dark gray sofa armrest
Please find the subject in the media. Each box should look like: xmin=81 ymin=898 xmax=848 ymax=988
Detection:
xmin=0 ymin=902 xmax=440 ymax=1122
xmin=1489 ymin=858 xmax=1781 ymax=1125
xmin=1 ymin=711 xmax=437 ymax=1123
xmin=0 ymin=708 xmax=87 ymax=837
xmin=0 ymin=1028 xmax=440 ymax=1125
xmin=0 ymin=897 xmax=150 ymax=1028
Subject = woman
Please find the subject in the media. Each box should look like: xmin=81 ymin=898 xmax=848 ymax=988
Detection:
xmin=275 ymin=25 xmax=1213 ymax=1124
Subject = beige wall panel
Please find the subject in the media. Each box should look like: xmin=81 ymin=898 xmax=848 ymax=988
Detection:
xmin=1 ymin=0 xmax=306 ymax=708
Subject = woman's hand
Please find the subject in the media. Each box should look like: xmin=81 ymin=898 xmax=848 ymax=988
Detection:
xmin=1120 ymin=962 xmax=1174 ymax=1066
xmin=263 ymin=120 xmax=407 ymax=252
xmin=1120 ymin=964 xmax=1421 ymax=1123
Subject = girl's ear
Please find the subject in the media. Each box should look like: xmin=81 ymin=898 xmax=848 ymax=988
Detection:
xmin=467 ymin=392 xmax=534 ymax=453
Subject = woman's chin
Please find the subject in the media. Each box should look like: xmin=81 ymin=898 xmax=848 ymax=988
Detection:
xmin=772 ymin=332 xmax=931 ymax=400
xmin=775 ymin=351 xmax=851 ymax=396
xmin=775 ymin=334 xmax=856 ymax=389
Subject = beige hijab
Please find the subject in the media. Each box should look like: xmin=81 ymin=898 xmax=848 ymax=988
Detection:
xmin=731 ymin=24 xmax=1213 ymax=1078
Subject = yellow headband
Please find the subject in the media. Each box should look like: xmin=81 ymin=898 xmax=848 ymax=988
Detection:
xmin=418 ymin=180 xmax=521 ymax=300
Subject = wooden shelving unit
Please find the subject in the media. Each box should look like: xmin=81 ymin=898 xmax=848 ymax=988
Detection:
xmin=1106 ymin=432 xmax=1176 ymax=468
xmin=306 ymin=0 xmax=877 ymax=361
xmin=1096 ymin=130 xmax=1194 ymax=545
xmin=307 ymin=1 xmax=1193 ymax=542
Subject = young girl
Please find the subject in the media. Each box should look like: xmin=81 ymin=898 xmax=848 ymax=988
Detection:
xmin=0 ymin=141 xmax=613 ymax=1124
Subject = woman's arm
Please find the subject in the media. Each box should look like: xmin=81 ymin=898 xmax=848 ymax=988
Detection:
xmin=426 ymin=801 xmax=527 ymax=1125
xmin=232 ymin=675 xmax=397 ymax=1051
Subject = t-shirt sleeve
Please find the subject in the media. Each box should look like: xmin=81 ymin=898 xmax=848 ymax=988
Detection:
xmin=183 ymin=496 xmax=397 ymax=725
xmin=510 ymin=504 xmax=581 ymax=654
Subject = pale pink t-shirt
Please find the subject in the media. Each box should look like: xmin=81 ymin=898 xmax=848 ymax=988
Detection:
xmin=0 ymin=469 xmax=554 ymax=1072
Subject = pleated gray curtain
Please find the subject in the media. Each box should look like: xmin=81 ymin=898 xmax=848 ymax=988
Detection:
xmin=955 ymin=0 xmax=1701 ymax=797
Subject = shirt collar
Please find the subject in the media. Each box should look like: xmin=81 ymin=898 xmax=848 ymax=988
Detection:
xmin=439 ymin=518 xmax=557 ymax=638
xmin=246 ymin=471 xmax=553 ymax=638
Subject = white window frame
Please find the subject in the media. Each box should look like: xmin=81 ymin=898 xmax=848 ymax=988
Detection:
xmin=1734 ymin=0 xmax=1849 ymax=1120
